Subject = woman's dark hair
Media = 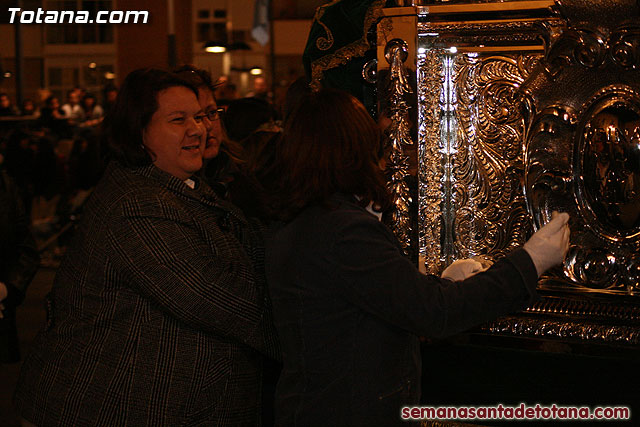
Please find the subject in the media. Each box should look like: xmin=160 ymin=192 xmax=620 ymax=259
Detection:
xmin=227 ymin=130 xmax=281 ymax=218
xmin=104 ymin=68 xmax=198 ymax=168
xmin=283 ymin=76 xmax=311 ymax=120
xmin=174 ymin=64 xmax=216 ymax=93
xmin=268 ymin=88 xmax=390 ymax=221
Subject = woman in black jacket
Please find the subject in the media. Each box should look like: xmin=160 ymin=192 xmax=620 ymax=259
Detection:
xmin=265 ymin=88 xmax=570 ymax=426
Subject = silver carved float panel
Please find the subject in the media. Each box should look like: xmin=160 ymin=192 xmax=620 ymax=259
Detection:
xmin=379 ymin=0 xmax=640 ymax=345
xmin=414 ymin=1 xmax=559 ymax=273
xmin=521 ymin=0 xmax=640 ymax=297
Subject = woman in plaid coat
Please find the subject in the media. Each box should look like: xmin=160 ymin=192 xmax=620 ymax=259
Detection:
xmin=14 ymin=68 xmax=279 ymax=426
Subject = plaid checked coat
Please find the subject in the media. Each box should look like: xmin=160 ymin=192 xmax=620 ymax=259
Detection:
xmin=14 ymin=162 xmax=279 ymax=426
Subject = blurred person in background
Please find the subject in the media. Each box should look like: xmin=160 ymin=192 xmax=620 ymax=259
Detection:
xmin=75 ymin=86 xmax=87 ymax=102
xmin=38 ymin=95 xmax=70 ymax=139
xmin=0 ymin=163 xmax=39 ymax=364
xmin=38 ymin=95 xmax=63 ymax=122
xmin=102 ymin=83 xmax=118 ymax=115
xmin=246 ymin=76 xmax=272 ymax=103
xmin=0 ymin=93 xmax=20 ymax=116
xmin=20 ymin=99 xmax=38 ymax=117
xmin=31 ymin=136 xmax=65 ymax=203
xmin=214 ymin=75 xmax=239 ymax=108
xmin=67 ymin=133 xmax=103 ymax=194
xmin=3 ymin=130 xmax=35 ymax=215
xmin=28 ymin=135 xmax=68 ymax=257
xmin=66 ymin=132 xmax=104 ymax=215
xmin=79 ymin=93 xmax=105 ymax=127
xmin=60 ymin=89 xmax=84 ymax=123
xmin=14 ymin=68 xmax=279 ymax=426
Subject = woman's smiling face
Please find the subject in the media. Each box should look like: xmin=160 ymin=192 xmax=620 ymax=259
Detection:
xmin=143 ymin=86 xmax=205 ymax=180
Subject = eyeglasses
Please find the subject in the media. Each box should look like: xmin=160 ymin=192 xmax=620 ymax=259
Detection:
xmin=204 ymin=108 xmax=225 ymax=121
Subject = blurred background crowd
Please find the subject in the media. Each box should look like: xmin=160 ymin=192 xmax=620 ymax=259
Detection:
xmin=0 ymin=73 xmax=281 ymax=268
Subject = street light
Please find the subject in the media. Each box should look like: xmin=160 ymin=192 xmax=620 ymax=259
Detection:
xmin=204 ymin=41 xmax=227 ymax=53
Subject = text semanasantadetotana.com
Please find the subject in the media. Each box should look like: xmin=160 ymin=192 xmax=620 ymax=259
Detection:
xmin=8 ymin=7 xmax=148 ymax=24
xmin=401 ymin=403 xmax=631 ymax=421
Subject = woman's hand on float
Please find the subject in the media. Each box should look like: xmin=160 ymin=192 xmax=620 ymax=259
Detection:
xmin=523 ymin=211 xmax=571 ymax=277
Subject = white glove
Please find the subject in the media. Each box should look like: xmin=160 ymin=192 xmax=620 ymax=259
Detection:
xmin=441 ymin=259 xmax=484 ymax=282
xmin=523 ymin=211 xmax=571 ymax=277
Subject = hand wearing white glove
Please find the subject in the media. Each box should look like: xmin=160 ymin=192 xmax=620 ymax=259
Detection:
xmin=441 ymin=259 xmax=484 ymax=282
xmin=523 ymin=211 xmax=571 ymax=277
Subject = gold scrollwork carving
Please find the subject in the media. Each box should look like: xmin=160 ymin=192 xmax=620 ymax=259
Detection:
xmin=385 ymin=38 xmax=414 ymax=255
xmin=451 ymin=54 xmax=537 ymax=261
xmin=418 ymin=49 xmax=445 ymax=273
xmin=416 ymin=21 xmax=542 ymax=270
xmin=544 ymin=23 xmax=640 ymax=77
xmin=481 ymin=316 xmax=640 ymax=345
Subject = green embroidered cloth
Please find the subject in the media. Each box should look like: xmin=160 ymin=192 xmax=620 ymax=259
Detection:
xmin=302 ymin=0 xmax=387 ymax=104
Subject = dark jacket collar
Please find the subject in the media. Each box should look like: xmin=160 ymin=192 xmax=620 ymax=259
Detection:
xmin=331 ymin=192 xmax=359 ymax=205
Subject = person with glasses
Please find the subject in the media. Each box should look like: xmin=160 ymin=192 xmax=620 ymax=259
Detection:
xmin=175 ymin=65 xmax=225 ymax=161
xmin=174 ymin=66 xmax=241 ymax=195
